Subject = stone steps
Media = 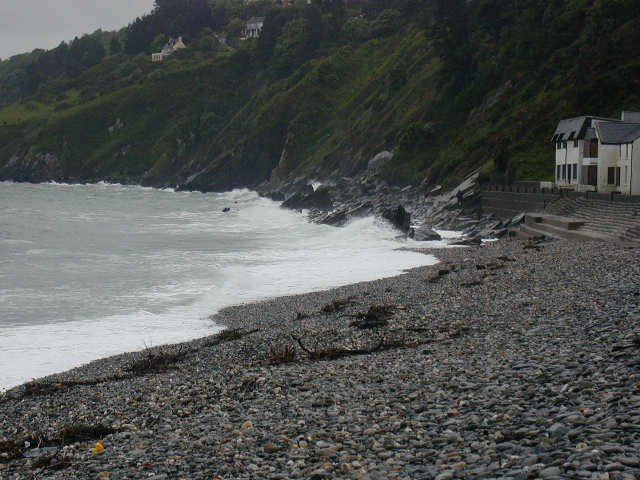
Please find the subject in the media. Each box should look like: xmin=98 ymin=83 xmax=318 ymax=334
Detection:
xmin=519 ymin=214 xmax=614 ymax=243
xmin=541 ymin=197 xmax=640 ymax=244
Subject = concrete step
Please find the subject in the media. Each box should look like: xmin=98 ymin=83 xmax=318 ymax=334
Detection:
xmin=525 ymin=213 xmax=585 ymax=230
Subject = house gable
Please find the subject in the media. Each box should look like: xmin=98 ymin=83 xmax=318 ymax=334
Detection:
xmin=596 ymin=122 xmax=640 ymax=144
xmin=551 ymin=116 xmax=618 ymax=143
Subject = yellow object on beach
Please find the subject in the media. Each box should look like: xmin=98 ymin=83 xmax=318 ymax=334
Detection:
xmin=91 ymin=442 xmax=105 ymax=452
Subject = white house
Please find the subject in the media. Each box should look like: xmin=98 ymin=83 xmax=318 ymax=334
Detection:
xmin=552 ymin=112 xmax=640 ymax=195
xmin=151 ymin=36 xmax=186 ymax=61
xmin=246 ymin=17 xmax=265 ymax=38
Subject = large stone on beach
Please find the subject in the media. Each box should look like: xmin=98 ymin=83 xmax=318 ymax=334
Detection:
xmin=413 ymin=224 xmax=442 ymax=241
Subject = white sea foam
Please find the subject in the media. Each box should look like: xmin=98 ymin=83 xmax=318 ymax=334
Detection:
xmin=0 ymin=182 xmax=448 ymax=390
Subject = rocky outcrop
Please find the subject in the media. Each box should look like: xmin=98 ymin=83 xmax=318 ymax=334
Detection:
xmin=267 ymin=151 xmax=525 ymax=242
xmin=281 ymin=184 xmax=334 ymax=211
xmin=0 ymin=152 xmax=65 ymax=183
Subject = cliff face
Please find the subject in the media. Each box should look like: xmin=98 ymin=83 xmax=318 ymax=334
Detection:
xmin=1 ymin=1 xmax=640 ymax=191
xmin=0 ymin=152 xmax=65 ymax=183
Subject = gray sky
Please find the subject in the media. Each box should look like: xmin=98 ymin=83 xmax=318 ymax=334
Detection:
xmin=0 ymin=0 xmax=156 ymax=60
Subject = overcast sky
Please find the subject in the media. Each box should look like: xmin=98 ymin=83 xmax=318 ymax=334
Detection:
xmin=0 ymin=0 xmax=156 ymax=60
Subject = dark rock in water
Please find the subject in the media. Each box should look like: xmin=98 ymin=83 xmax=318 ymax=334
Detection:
xmin=319 ymin=209 xmax=348 ymax=227
xmin=319 ymin=202 xmax=374 ymax=227
xmin=414 ymin=224 xmax=442 ymax=242
xmin=381 ymin=205 xmax=411 ymax=232
xmin=281 ymin=185 xmax=333 ymax=211
xmin=267 ymin=191 xmax=286 ymax=202
xmin=222 ymin=207 xmax=231 ymax=213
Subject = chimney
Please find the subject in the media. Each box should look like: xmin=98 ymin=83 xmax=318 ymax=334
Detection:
xmin=622 ymin=111 xmax=640 ymax=123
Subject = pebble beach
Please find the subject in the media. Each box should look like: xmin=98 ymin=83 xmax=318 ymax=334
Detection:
xmin=1 ymin=236 xmax=640 ymax=480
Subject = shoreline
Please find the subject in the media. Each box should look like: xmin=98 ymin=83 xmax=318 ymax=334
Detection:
xmin=2 ymin=236 xmax=640 ymax=479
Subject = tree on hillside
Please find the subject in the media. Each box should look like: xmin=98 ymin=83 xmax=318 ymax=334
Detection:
xmin=428 ymin=0 xmax=473 ymax=87
xmin=476 ymin=0 xmax=512 ymax=42
xmin=64 ymin=33 xmax=106 ymax=76
xmin=153 ymin=0 xmax=215 ymax=38
xmin=125 ymin=16 xmax=157 ymax=55
xmin=109 ymin=37 xmax=123 ymax=55
xmin=225 ymin=18 xmax=246 ymax=39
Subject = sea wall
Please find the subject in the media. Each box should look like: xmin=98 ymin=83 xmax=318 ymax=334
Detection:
xmin=480 ymin=186 xmax=561 ymax=219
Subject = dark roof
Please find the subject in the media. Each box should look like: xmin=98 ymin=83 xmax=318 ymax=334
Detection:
xmin=596 ymin=122 xmax=640 ymax=144
xmin=551 ymin=116 xmax=618 ymax=142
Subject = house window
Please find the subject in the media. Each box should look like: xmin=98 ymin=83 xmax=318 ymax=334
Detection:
xmin=557 ymin=165 xmax=561 ymax=180
xmin=589 ymin=139 xmax=598 ymax=158
xmin=625 ymin=166 xmax=628 ymax=184
xmin=573 ymin=140 xmax=579 ymax=148
xmin=573 ymin=164 xmax=578 ymax=180
xmin=608 ymin=167 xmax=621 ymax=186
xmin=562 ymin=165 xmax=567 ymax=180
xmin=556 ymin=142 xmax=562 ymax=150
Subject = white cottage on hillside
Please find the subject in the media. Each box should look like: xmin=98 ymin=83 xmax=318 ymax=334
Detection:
xmin=246 ymin=17 xmax=265 ymax=37
xmin=151 ymin=36 xmax=187 ymax=61
xmin=552 ymin=112 xmax=640 ymax=195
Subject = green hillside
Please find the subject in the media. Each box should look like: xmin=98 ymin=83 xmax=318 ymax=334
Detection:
xmin=1 ymin=0 xmax=640 ymax=191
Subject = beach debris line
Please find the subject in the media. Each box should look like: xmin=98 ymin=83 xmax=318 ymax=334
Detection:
xmin=1 ymin=423 xmax=115 ymax=471
xmin=127 ymin=346 xmax=188 ymax=374
xmin=339 ymin=304 xmax=396 ymax=329
xmin=290 ymin=333 xmax=409 ymax=361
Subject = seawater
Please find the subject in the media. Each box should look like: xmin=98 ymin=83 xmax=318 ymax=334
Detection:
xmin=0 ymin=182 xmax=445 ymax=390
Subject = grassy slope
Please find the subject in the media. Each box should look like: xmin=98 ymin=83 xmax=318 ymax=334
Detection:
xmin=2 ymin=2 xmax=640 ymax=189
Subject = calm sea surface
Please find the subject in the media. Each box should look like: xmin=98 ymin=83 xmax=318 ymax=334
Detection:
xmin=0 ymin=182 xmax=444 ymax=390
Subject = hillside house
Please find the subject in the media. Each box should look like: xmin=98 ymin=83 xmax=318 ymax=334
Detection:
xmin=151 ymin=36 xmax=186 ymax=61
xmin=552 ymin=112 xmax=640 ymax=195
xmin=246 ymin=17 xmax=265 ymax=37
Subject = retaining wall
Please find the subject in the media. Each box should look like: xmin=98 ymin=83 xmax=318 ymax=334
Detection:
xmin=481 ymin=186 xmax=640 ymax=219
xmin=481 ymin=187 xmax=561 ymax=219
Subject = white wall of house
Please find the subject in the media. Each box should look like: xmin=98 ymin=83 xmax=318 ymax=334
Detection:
xmin=246 ymin=20 xmax=264 ymax=37
xmin=596 ymin=143 xmax=621 ymax=193
xmin=632 ymin=138 xmax=640 ymax=195
xmin=554 ymin=140 xmax=582 ymax=185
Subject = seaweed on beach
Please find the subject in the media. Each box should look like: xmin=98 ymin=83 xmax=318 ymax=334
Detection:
xmin=339 ymin=304 xmax=396 ymax=329
xmin=58 ymin=424 xmax=116 ymax=445
xmin=20 ymin=374 xmax=131 ymax=399
xmin=0 ymin=440 xmax=24 ymax=464
xmin=320 ymin=296 xmax=356 ymax=314
xmin=291 ymin=334 xmax=409 ymax=361
xmin=127 ymin=346 xmax=188 ymax=374
xmin=31 ymin=453 xmax=73 ymax=470
xmin=267 ymin=345 xmax=297 ymax=365
xmin=202 ymin=328 xmax=260 ymax=347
